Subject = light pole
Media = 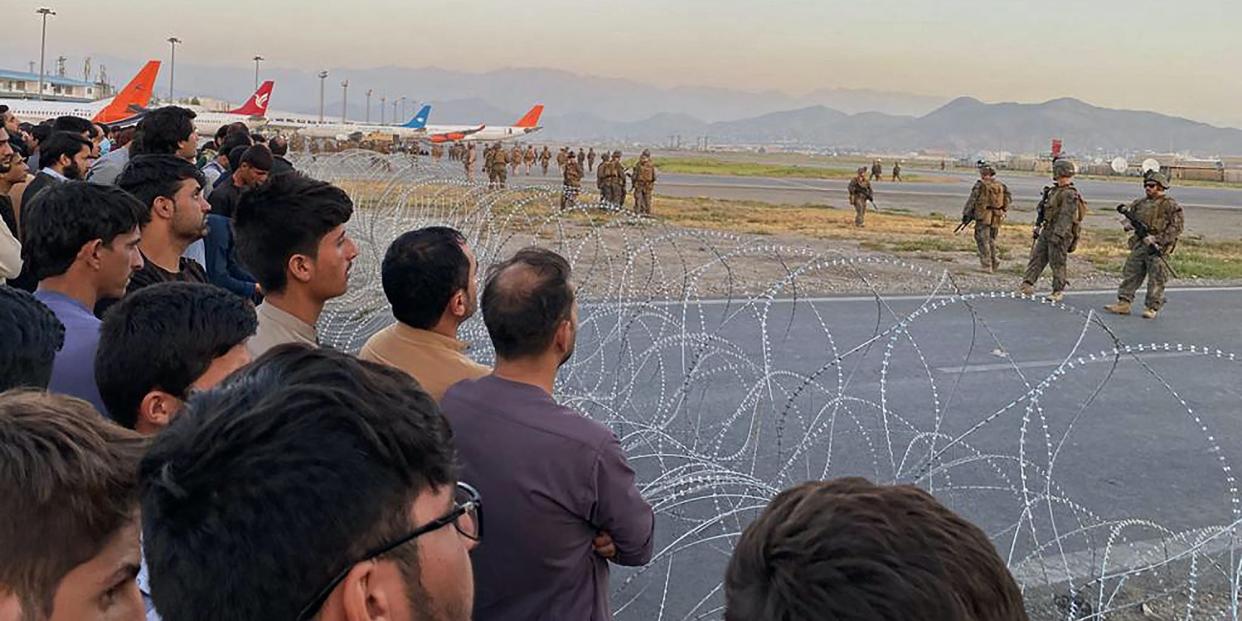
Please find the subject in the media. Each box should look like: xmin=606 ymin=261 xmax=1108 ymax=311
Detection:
xmin=365 ymin=89 xmax=372 ymax=123
xmin=340 ymin=80 xmax=348 ymax=123
xmin=393 ymin=96 xmax=403 ymax=124
xmin=36 ymin=8 xmax=56 ymax=101
xmin=317 ymin=70 xmax=328 ymax=122
xmin=252 ymin=55 xmax=263 ymax=91
xmin=167 ymin=37 xmax=180 ymax=101
xmin=379 ymin=95 xmax=386 ymax=125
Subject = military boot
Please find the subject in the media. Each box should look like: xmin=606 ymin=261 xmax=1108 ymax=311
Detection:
xmin=1141 ymin=308 xmax=1159 ymax=319
xmin=980 ymin=263 xmax=993 ymax=274
xmin=1018 ymin=282 xmax=1034 ymax=296
xmin=1047 ymin=290 xmax=1064 ymax=303
xmin=1103 ymin=300 xmax=1132 ymax=315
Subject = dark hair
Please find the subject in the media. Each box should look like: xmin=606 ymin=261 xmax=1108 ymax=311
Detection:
xmin=269 ymin=135 xmax=288 ymax=156
xmin=225 ymin=122 xmax=250 ymax=137
xmin=38 ymin=131 xmax=92 ymax=168
xmin=213 ymin=125 xmax=230 ymax=144
xmin=95 ymin=282 xmax=258 ymax=427
xmin=139 ymin=345 xmax=455 ymax=621
xmin=217 ymin=133 xmax=252 ymax=166
xmin=131 ymin=106 xmax=196 ymax=156
xmin=0 ymin=287 xmax=65 ymax=391
xmin=51 ymin=115 xmax=94 ymax=135
xmin=382 ymin=227 xmax=470 ymax=330
xmin=0 ymin=390 xmax=146 ymax=618
xmin=250 ymin=133 xmax=267 ymax=144
xmin=21 ymin=182 xmax=148 ymax=281
xmin=239 ymin=144 xmax=273 ymax=172
xmin=226 ymin=144 xmax=248 ymax=170
xmin=233 ymin=172 xmax=353 ymax=293
xmin=116 ymin=154 xmax=206 ymax=215
xmin=481 ymin=247 xmax=575 ymax=359
xmin=724 ymin=478 xmax=1029 ymax=621
xmin=29 ymin=124 xmax=53 ymax=144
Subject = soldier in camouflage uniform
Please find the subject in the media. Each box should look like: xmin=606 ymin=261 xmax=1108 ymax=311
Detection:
xmin=1103 ymin=170 xmax=1184 ymax=319
xmin=1019 ymin=159 xmax=1085 ymax=302
xmin=630 ymin=149 xmax=657 ymax=215
xmin=870 ymin=159 xmax=882 ymax=181
xmin=596 ymin=153 xmax=614 ymax=206
xmin=556 ymin=147 xmax=568 ymax=172
xmin=464 ymin=143 xmax=477 ymax=182
xmin=578 ymin=148 xmax=586 ymax=170
xmin=847 ymin=167 xmax=873 ymax=227
xmin=961 ymin=162 xmax=1012 ymax=272
xmin=524 ymin=145 xmax=536 ymax=175
xmin=892 ymin=161 xmax=903 ymax=182
xmin=539 ymin=146 xmax=551 ymax=175
xmin=491 ymin=142 xmax=509 ymax=188
xmin=483 ymin=144 xmax=496 ymax=185
xmin=509 ymin=144 xmax=523 ymax=176
xmin=610 ymin=151 xmax=626 ymax=208
xmin=587 ymin=147 xmax=597 ymax=172
xmin=561 ymin=150 xmax=583 ymax=210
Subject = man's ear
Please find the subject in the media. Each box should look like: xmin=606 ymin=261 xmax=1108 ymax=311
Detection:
xmin=554 ymin=318 xmax=573 ymax=353
xmin=448 ymin=289 xmax=467 ymax=319
xmin=79 ymin=238 xmax=105 ymax=269
xmin=137 ymin=390 xmax=183 ymax=432
xmin=288 ymin=253 xmax=314 ymax=285
xmin=338 ymin=561 xmax=395 ymax=621
xmin=152 ymin=195 xmax=176 ymax=220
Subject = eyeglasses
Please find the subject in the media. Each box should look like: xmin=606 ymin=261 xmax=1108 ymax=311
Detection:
xmin=1144 ymin=182 xmax=1159 ymax=188
xmin=295 ymin=482 xmax=483 ymax=621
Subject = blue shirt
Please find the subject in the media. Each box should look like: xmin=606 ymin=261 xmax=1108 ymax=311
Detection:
xmin=33 ymin=290 xmax=107 ymax=416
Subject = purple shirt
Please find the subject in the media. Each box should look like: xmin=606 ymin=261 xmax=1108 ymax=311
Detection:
xmin=440 ymin=375 xmax=654 ymax=621
xmin=33 ymin=290 xmax=107 ymax=416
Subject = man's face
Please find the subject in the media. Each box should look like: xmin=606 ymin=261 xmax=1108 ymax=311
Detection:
xmin=3 ymin=153 xmax=30 ymax=182
xmin=307 ymin=224 xmax=358 ymax=301
xmin=96 ymin=228 xmax=143 ymax=299
xmin=2 ymin=112 xmax=17 ymax=133
xmin=405 ymin=485 xmax=476 ymax=621
xmin=44 ymin=518 xmax=144 ymax=621
xmin=63 ymin=146 xmax=91 ymax=181
xmin=0 ymin=128 xmax=12 ymax=160
xmin=170 ymin=178 xmax=210 ymax=242
xmin=1145 ymin=181 xmax=1163 ymax=199
xmin=176 ymin=127 xmax=197 ymax=162
xmin=237 ymin=163 xmax=269 ymax=188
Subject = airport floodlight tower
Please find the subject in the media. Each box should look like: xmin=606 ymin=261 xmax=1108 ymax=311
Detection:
xmin=36 ymin=8 xmax=56 ymax=101
xmin=394 ymin=96 xmax=404 ymax=125
xmin=317 ymin=70 xmax=329 ymax=122
xmin=167 ymin=37 xmax=181 ymax=101
xmin=253 ymin=55 xmax=264 ymax=91
xmin=340 ymin=80 xmax=349 ymax=123
xmin=365 ymin=89 xmax=373 ymax=123
xmin=379 ymin=95 xmax=386 ymax=125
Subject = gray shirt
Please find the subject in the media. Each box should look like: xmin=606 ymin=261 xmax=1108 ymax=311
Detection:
xmin=86 ymin=145 xmax=130 ymax=186
xmin=440 ymin=375 xmax=654 ymax=621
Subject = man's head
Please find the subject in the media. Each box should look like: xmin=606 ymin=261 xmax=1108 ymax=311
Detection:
xmin=1052 ymin=159 xmax=1075 ymax=181
xmin=0 ymin=287 xmax=64 ymax=391
xmin=1 ymin=150 xmax=29 ymax=183
xmin=234 ymin=172 xmax=357 ymax=297
xmin=0 ymin=105 xmax=18 ymax=134
xmin=140 ymin=345 xmax=476 ymax=621
xmin=1144 ymin=170 xmax=1170 ymax=198
xmin=269 ymin=135 xmax=289 ymax=157
xmin=0 ymin=128 xmax=11 ymax=161
xmin=856 ymin=166 xmax=867 ymax=177
xmin=130 ymin=106 xmax=197 ymax=161
xmin=382 ymin=227 xmax=477 ymax=332
xmin=116 ymin=154 xmax=210 ymax=245
xmin=22 ymin=182 xmax=147 ymax=298
xmin=481 ymin=247 xmax=576 ymax=365
xmin=233 ymin=145 xmax=273 ymax=187
xmin=39 ymin=132 xmax=92 ymax=180
xmin=29 ymin=124 xmax=52 ymax=151
xmin=978 ymin=161 xmax=996 ymax=178
xmin=51 ymin=116 xmax=93 ymax=138
xmin=95 ymin=282 xmax=256 ymax=433
xmin=0 ymin=390 xmax=147 ymax=621
xmin=725 ymin=478 xmax=1028 ymax=621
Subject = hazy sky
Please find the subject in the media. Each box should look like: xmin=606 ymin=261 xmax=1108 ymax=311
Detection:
xmin=3 ymin=0 xmax=1240 ymax=125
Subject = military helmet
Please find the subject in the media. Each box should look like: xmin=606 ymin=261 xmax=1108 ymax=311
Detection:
xmin=857 ymin=166 xmax=868 ymax=175
xmin=1052 ymin=159 xmax=1075 ymax=178
xmin=977 ymin=160 xmax=997 ymax=176
xmin=1144 ymin=169 xmax=1170 ymax=189
xmin=641 ymin=149 xmax=651 ymax=156
xmin=612 ymin=150 xmax=622 ymax=158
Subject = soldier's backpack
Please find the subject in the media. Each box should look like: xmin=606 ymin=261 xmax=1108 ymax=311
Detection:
xmin=636 ymin=163 xmax=655 ymax=183
xmin=1068 ymin=190 xmax=1089 ymax=253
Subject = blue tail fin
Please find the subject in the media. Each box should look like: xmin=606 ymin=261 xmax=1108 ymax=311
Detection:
xmin=402 ymin=105 xmax=431 ymax=129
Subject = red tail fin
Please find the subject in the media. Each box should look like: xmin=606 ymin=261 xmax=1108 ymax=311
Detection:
xmin=92 ymin=60 xmax=160 ymax=123
xmin=514 ymin=104 xmax=543 ymax=128
xmin=230 ymin=81 xmax=274 ymax=116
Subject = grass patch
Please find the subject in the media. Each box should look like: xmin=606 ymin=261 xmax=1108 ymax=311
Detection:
xmin=648 ymin=157 xmax=927 ymax=182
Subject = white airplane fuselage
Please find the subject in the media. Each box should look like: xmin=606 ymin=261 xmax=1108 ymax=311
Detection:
xmin=0 ymin=98 xmax=112 ymax=124
xmin=191 ymin=110 xmax=268 ymax=136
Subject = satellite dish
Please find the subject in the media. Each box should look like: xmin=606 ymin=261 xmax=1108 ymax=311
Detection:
xmin=1141 ymin=158 xmax=1161 ymax=173
xmin=1110 ymin=157 xmax=1128 ymax=174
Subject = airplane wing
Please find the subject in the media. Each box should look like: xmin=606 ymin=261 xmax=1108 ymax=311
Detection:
xmin=424 ymin=125 xmax=485 ymax=143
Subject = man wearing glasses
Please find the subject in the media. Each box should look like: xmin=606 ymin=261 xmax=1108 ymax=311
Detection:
xmin=138 ymin=345 xmax=480 ymax=621
xmin=1104 ymin=170 xmax=1184 ymax=319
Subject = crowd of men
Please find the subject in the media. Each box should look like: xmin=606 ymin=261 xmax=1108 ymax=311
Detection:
xmin=1 ymin=104 xmax=1049 ymax=620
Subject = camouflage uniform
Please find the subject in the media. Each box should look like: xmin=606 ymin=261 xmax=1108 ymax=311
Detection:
xmin=1107 ymin=171 xmax=1183 ymax=315
xmin=609 ymin=151 xmax=626 ymax=208
xmin=587 ymin=148 xmax=596 ymax=171
xmin=596 ymin=155 xmax=613 ymax=204
xmin=464 ymin=144 xmax=477 ymax=182
xmin=962 ymin=165 xmax=1011 ymax=271
xmin=870 ymin=160 xmax=882 ymax=181
xmin=1021 ymin=160 xmax=1084 ymax=297
xmin=631 ymin=150 xmax=657 ymax=215
xmin=891 ymin=161 xmax=903 ymax=182
xmin=847 ymin=168 xmax=872 ymax=227
xmin=539 ymin=146 xmax=551 ymax=175
xmin=524 ymin=145 xmax=536 ymax=175
xmin=561 ymin=157 xmax=583 ymax=210
xmin=577 ymin=148 xmax=586 ymax=169
xmin=509 ymin=145 xmax=523 ymax=176
xmin=491 ymin=144 xmax=509 ymax=188
xmin=556 ymin=148 xmax=568 ymax=171
xmin=484 ymin=145 xmax=496 ymax=185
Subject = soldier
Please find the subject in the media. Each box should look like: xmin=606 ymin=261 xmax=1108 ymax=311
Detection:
xmin=556 ymin=147 xmax=568 ymax=171
xmin=1103 ymin=170 xmax=1184 ymax=319
xmin=611 ymin=151 xmax=627 ymax=208
xmin=892 ymin=161 xmax=903 ymax=182
xmin=431 ymin=143 xmax=443 ymax=160
xmin=492 ymin=142 xmax=509 ymax=188
xmin=509 ymin=144 xmax=522 ymax=176
xmin=1019 ymin=159 xmax=1086 ymax=302
xmin=847 ymin=166 xmax=873 ymax=227
xmin=596 ymin=150 xmax=612 ymax=205
xmin=561 ymin=148 xmax=583 ymax=210
xmin=483 ymin=143 xmax=496 ymax=186
xmin=578 ymin=148 xmax=586 ymax=170
xmin=540 ymin=145 xmax=551 ymax=175
xmin=630 ymin=149 xmax=657 ymax=215
xmin=587 ymin=147 xmax=596 ymax=171
xmin=960 ymin=162 xmax=1011 ymax=273
xmin=870 ymin=159 xmax=882 ymax=181
xmin=464 ymin=143 xmax=477 ymax=182
xmin=524 ymin=144 xmax=536 ymax=175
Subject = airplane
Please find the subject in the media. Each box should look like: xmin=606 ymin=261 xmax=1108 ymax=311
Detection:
xmin=0 ymin=60 xmax=161 ymax=126
xmin=423 ymin=104 xmax=543 ymax=143
xmin=282 ymin=104 xmax=435 ymax=141
xmin=187 ymin=81 xmax=275 ymax=135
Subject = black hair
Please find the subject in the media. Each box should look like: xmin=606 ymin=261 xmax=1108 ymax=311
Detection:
xmin=213 ymin=125 xmax=229 ymax=143
xmin=95 ymin=282 xmax=257 ymax=427
xmin=51 ymin=115 xmax=94 ymax=136
xmin=130 ymin=106 xmax=196 ymax=156
xmin=139 ymin=345 xmax=455 ymax=621
xmin=382 ymin=227 xmax=470 ymax=330
xmin=38 ymin=132 xmax=92 ymax=168
xmin=21 ymin=182 xmax=148 ymax=281
xmin=233 ymin=173 xmax=353 ymax=293
xmin=217 ymin=133 xmax=252 ymax=167
xmin=239 ymin=144 xmax=273 ymax=172
xmin=116 ymin=154 xmax=206 ymax=216
xmin=269 ymin=135 xmax=289 ymax=157
xmin=481 ymin=247 xmax=575 ymax=359
xmin=226 ymin=145 xmax=248 ymax=171
xmin=0 ymin=287 xmax=65 ymax=391
xmin=29 ymin=124 xmax=53 ymax=144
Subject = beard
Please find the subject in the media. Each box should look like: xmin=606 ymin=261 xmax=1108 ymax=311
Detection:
xmin=63 ymin=161 xmax=84 ymax=180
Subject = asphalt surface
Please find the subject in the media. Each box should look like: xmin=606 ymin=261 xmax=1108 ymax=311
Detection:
xmin=600 ymin=287 xmax=1242 ymax=619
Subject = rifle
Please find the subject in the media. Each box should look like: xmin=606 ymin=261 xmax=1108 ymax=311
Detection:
xmin=1032 ymin=185 xmax=1053 ymax=240
xmin=865 ymin=188 xmax=879 ymax=211
xmin=1115 ymin=204 xmax=1179 ymax=278
xmin=954 ymin=216 xmax=973 ymax=234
